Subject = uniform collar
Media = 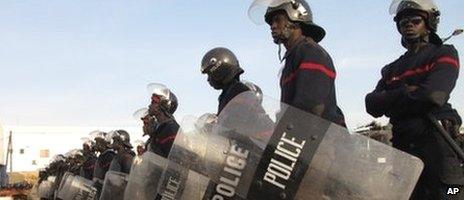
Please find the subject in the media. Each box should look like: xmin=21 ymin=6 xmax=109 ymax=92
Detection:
xmin=283 ymin=36 xmax=307 ymax=61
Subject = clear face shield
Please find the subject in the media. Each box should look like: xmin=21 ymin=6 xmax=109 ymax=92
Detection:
xmin=389 ymin=0 xmax=438 ymax=15
xmin=248 ymin=0 xmax=294 ymax=25
xmin=147 ymin=83 xmax=172 ymax=104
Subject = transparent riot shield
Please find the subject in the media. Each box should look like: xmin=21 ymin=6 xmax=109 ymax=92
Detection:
xmin=37 ymin=176 xmax=56 ymax=199
xmin=214 ymin=91 xmax=425 ymax=200
xmin=153 ymin=114 xmax=271 ymax=200
xmin=56 ymin=172 xmax=74 ymax=199
xmin=56 ymin=173 xmax=97 ymax=200
xmin=123 ymin=151 xmax=168 ymax=200
xmin=154 ymin=116 xmax=214 ymax=200
xmin=155 ymin=158 xmax=211 ymax=200
xmin=100 ymin=171 xmax=129 ymax=200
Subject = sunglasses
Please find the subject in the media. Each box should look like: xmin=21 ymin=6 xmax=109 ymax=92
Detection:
xmin=399 ymin=17 xmax=424 ymax=27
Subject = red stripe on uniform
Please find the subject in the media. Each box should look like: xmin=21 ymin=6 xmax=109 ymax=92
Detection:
xmin=281 ymin=62 xmax=336 ymax=85
xmin=387 ymin=56 xmax=459 ymax=84
xmin=281 ymin=72 xmax=298 ymax=85
xmin=299 ymin=62 xmax=336 ymax=79
xmin=159 ymin=135 xmax=176 ymax=144
xmin=436 ymin=56 xmax=459 ymax=68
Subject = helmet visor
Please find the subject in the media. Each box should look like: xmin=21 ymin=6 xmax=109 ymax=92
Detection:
xmin=389 ymin=0 xmax=438 ymax=15
xmin=248 ymin=0 xmax=293 ymax=25
xmin=89 ymin=130 xmax=109 ymax=142
xmin=133 ymin=107 xmax=149 ymax=120
xmin=147 ymin=83 xmax=171 ymax=100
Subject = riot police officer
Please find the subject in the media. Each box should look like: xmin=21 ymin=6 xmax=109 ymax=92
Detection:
xmin=79 ymin=137 xmax=97 ymax=180
xmin=64 ymin=149 xmax=84 ymax=175
xmin=144 ymin=83 xmax=179 ymax=158
xmin=251 ymin=0 xmax=345 ymax=126
xmin=90 ymin=130 xmax=116 ymax=198
xmin=108 ymin=130 xmax=135 ymax=174
xmin=201 ymin=47 xmax=251 ymax=115
xmin=365 ymin=0 xmax=463 ymax=199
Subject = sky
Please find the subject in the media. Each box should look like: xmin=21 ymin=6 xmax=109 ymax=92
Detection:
xmin=0 ymin=0 xmax=463 ymax=131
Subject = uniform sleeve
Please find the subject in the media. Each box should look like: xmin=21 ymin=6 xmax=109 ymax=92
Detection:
xmin=365 ymin=73 xmax=407 ymax=118
xmin=389 ymin=46 xmax=460 ymax=116
xmin=158 ymin=122 xmax=179 ymax=156
xmin=291 ymin=49 xmax=335 ymax=116
xmin=120 ymin=154 xmax=134 ymax=173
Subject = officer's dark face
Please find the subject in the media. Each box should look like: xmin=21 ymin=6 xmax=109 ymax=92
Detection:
xmin=95 ymin=138 xmax=108 ymax=152
xmin=207 ymin=74 xmax=223 ymax=90
xmin=149 ymin=95 xmax=162 ymax=115
xmin=83 ymin=144 xmax=91 ymax=154
xmin=269 ymin=12 xmax=291 ymax=44
xmin=112 ymin=140 xmax=123 ymax=151
xmin=142 ymin=115 xmax=158 ymax=136
xmin=398 ymin=14 xmax=428 ymax=40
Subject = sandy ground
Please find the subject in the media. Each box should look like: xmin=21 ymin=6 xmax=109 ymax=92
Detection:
xmin=1 ymin=171 xmax=38 ymax=200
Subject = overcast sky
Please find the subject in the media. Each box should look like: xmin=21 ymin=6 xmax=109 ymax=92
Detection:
xmin=0 ymin=0 xmax=463 ymax=130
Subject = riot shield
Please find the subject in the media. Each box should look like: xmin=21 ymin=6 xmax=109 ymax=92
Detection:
xmin=154 ymin=116 xmax=215 ymax=200
xmin=37 ymin=176 xmax=56 ymax=199
xmin=100 ymin=171 xmax=129 ymax=200
xmin=56 ymin=173 xmax=97 ymax=200
xmin=123 ymin=151 xmax=168 ymax=200
xmin=155 ymin=158 xmax=211 ymax=200
xmin=212 ymin=91 xmax=424 ymax=200
xmin=151 ymin=114 xmax=273 ymax=199
xmin=56 ymin=172 xmax=74 ymax=199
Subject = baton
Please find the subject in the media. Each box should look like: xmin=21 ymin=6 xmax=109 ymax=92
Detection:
xmin=427 ymin=113 xmax=464 ymax=162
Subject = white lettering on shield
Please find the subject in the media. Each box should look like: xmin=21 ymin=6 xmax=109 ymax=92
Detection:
xmin=263 ymin=132 xmax=306 ymax=189
xmin=212 ymin=144 xmax=249 ymax=200
xmin=161 ymin=176 xmax=181 ymax=200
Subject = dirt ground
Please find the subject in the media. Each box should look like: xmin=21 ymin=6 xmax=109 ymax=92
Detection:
xmin=0 ymin=171 xmax=38 ymax=200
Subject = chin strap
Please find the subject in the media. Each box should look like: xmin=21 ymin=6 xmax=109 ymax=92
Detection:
xmin=278 ymin=43 xmax=284 ymax=63
xmin=402 ymin=32 xmax=430 ymax=48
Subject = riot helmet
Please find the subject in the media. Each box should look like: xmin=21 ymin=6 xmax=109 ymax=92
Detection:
xmin=89 ymin=130 xmax=110 ymax=151
xmin=133 ymin=107 xmax=159 ymax=136
xmin=50 ymin=154 xmax=66 ymax=163
xmin=80 ymin=137 xmax=94 ymax=153
xmin=64 ymin=149 xmax=84 ymax=165
xmin=108 ymin=129 xmax=133 ymax=149
xmin=147 ymin=83 xmax=178 ymax=115
xmin=389 ymin=0 xmax=442 ymax=45
xmin=201 ymin=47 xmax=244 ymax=89
xmin=249 ymin=0 xmax=326 ymax=42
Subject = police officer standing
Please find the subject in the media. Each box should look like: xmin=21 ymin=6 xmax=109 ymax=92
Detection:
xmin=90 ymin=130 xmax=116 ymax=198
xmin=144 ymin=83 xmax=179 ymax=158
xmin=108 ymin=130 xmax=135 ymax=174
xmin=253 ymin=0 xmax=345 ymax=126
xmin=79 ymin=137 xmax=97 ymax=180
xmin=201 ymin=47 xmax=251 ymax=115
xmin=365 ymin=0 xmax=463 ymax=199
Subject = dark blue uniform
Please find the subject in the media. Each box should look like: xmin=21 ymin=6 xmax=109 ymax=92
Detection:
xmin=281 ymin=37 xmax=345 ymax=126
xmin=93 ymin=149 xmax=116 ymax=198
xmin=365 ymin=44 xmax=463 ymax=199
xmin=80 ymin=152 xmax=97 ymax=180
xmin=149 ymin=119 xmax=179 ymax=158
xmin=109 ymin=150 xmax=135 ymax=174
xmin=217 ymin=79 xmax=250 ymax=115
